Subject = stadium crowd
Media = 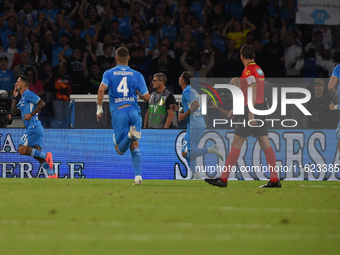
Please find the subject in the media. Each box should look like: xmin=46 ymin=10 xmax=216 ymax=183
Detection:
xmin=0 ymin=0 xmax=339 ymax=127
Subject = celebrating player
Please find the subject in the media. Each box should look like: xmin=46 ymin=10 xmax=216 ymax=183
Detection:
xmin=12 ymin=75 xmax=56 ymax=178
xmin=96 ymin=46 xmax=150 ymax=185
xmin=328 ymin=64 xmax=340 ymax=152
xmin=205 ymin=44 xmax=281 ymax=188
xmin=177 ymin=71 xmax=224 ymax=179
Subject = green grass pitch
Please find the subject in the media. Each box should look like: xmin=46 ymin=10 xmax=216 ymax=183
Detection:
xmin=0 ymin=179 xmax=339 ymax=255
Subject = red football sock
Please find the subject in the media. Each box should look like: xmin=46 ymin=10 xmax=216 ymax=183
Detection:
xmin=264 ymin=147 xmax=278 ymax=182
xmin=220 ymin=147 xmax=241 ymax=182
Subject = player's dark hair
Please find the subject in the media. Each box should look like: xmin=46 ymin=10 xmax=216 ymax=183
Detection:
xmin=116 ymin=46 xmax=129 ymax=62
xmin=181 ymin=71 xmax=193 ymax=85
xmin=19 ymin=75 xmax=31 ymax=87
xmin=154 ymin=73 xmax=167 ymax=84
xmin=240 ymin=44 xmax=255 ymax=59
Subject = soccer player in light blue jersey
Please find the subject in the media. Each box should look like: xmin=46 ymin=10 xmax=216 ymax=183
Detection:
xmin=12 ymin=75 xmax=56 ymax=178
xmin=177 ymin=71 xmax=224 ymax=179
xmin=97 ymin=47 xmax=150 ymax=185
xmin=328 ymin=64 xmax=340 ymax=154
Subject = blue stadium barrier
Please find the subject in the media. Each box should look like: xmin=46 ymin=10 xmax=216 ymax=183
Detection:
xmin=1 ymin=129 xmax=339 ymax=180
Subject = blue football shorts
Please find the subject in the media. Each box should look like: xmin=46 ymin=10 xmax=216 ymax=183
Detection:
xmin=19 ymin=125 xmax=44 ymax=148
xmin=112 ymin=105 xmax=142 ymax=146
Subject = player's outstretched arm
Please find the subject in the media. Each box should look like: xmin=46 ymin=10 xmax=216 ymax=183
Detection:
xmin=328 ymin=76 xmax=339 ymax=104
xmin=97 ymin=83 xmax=106 ymax=121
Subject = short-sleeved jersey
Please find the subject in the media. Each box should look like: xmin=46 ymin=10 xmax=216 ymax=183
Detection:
xmin=181 ymin=85 xmax=206 ymax=129
xmin=17 ymin=89 xmax=42 ymax=129
xmin=240 ymin=62 xmax=265 ymax=106
xmin=101 ymin=65 xmax=148 ymax=113
xmin=332 ymin=64 xmax=340 ymax=108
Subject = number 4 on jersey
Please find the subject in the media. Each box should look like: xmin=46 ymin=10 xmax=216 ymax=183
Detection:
xmin=117 ymin=77 xmax=129 ymax=96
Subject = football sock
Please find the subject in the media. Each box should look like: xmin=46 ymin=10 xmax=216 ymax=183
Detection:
xmin=31 ymin=148 xmax=47 ymax=159
xmin=185 ymin=151 xmax=199 ymax=173
xmin=41 ymin=161 xmax=54 ymax=176
xmin=131 ymin=148 xmax=141 ymax=176
xmin=189 ymin=148 xmax=208 ymax=158
xmin=264 ymin=147 xmax=278 ymax=182
xmin=117 ymin=136 xmax=132 ymax=155
xmin=220 ymin=147 xmax=241 ymax=182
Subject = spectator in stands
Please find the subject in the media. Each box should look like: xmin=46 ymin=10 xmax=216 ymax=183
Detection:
xmin=307 ymin=78 xmax=337 ymax=129
xmin=13 ymin=51 xmax=38 ymax=80
xmin=30 ymin=40 xmax=47 ymax=72
xmin=134 ymin=27 xmax=158 ymax=52
xmin=40 ymin=60 xmax=54 ymax=116
xmin=79 ymin=16 xmax=95 ymax=39
xmin=160 ymin=14 xmax=178 ymax=43
xmin=129 ymin=46 xmax=153 ymax=86
xmin=190 ymin=0 xmax=205 ymax=23
xmin=317 ymin=51 xmax=340 ymax=77
xmin=280 ymin=0 xmax=296 ymax=31
xmin=242 ymin=0 xmax=269 ymax=35
xmin=95 ymin=32 xmax=115 ymax=57
xmin=148 ymin=3 xmax=166 ymax=35
xmin=111 ymin=5 xmax=131 ymax=39
xmin=204 ymin=2 xmax=228 ymax=34
xmin=39 ymin=0 xmax=59 ymax=23
xmin=40 ymin=30 xmax=54 ymax=64
xmin=129 ymin=0 xmax=148 ymax=31
xmin=17 ymin=1 xmax=37 ymax=28
xmin=0 ymin=15 xmax=17 ymax=51
xmin=69 ymin=25 xmax=86 ymax=53
xmin=18 ymin=25 xmax=33 ymax=53
xmin=252 ymin=37 xmax=270 ymax=74
xmin=96 ymin=43 xmax=115 ymax=74
xmin=51 ymin=33 xmax=72 ymax=67
xmin=5 ymin=34 xmax=19 ymax=54
xmin=65 ymin=47 xmax=87 ymax=94
xmin=83 ymin=58 xmax=101 ymax=94
xmin=0 ymin=55 xmax=15 ymax=95
xmin=57 ymin=17 xmax=72 ymax=38
xmin=52 ymin=63 xmax=72 ymax=123
xmin=218 ymin=39 xmax=243 ymax=78
xmin=180 ymin=48 xmax=215 ymax=78
xmin=107 ymin=19 xmax=126 ymax=46
xmin=25 ymin=66 xmax=44 ymax=97
xmin=149 ymin=44 xmax=179 ymax=92
xmin=190 ymin=17 xmax=204 ymax=44
xmin=83 ymin=33 xmax=98 ymax=64
xmin=222 ymin=18 xmax=256 ymax=50
xmin=175 ymin=23 xmax=201 ymax=53
xmin=284 ymin=31 xmax=304 ymax=77
xmin=224 ymin=0 xmax=243 ymax=22
xmin=264 ymin=32 xmax=285 ymax=77
xmin=304 ymin=30 xmax=331 ymax=60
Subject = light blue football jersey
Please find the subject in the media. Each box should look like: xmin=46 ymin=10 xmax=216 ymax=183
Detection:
xmin=101 ymin=65 xmax=148 ymax=113
xmin=17 ymin=89 xmax=42 ymax=129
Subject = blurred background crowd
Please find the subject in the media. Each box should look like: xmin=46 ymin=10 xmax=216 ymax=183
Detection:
xmin=0 ymin=0 xmax=339 ymax=128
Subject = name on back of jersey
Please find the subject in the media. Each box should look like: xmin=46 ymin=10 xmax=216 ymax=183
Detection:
xmin=115 ymin=97 xmax=135 ymax=103
xmin=114 ymin=71 xmax=133 ymax=76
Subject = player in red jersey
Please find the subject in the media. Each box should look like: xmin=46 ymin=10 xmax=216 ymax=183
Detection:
xmin=205 ymin=44 xmax=281 ymax=188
